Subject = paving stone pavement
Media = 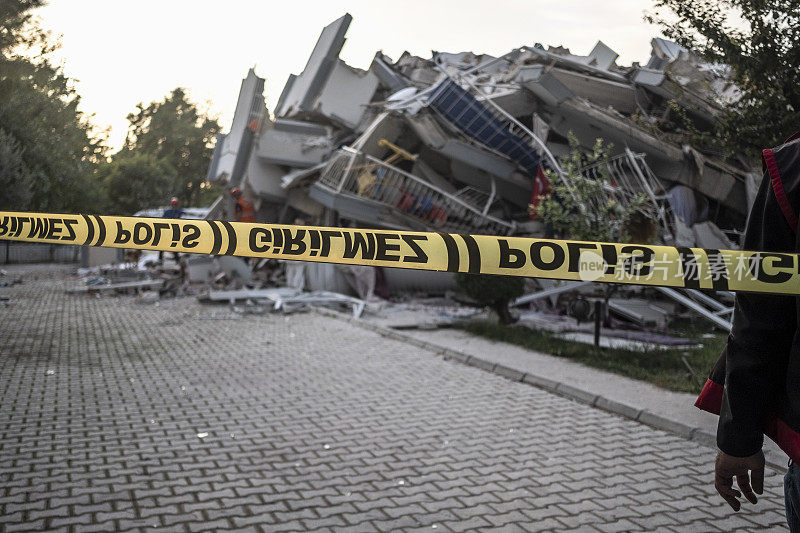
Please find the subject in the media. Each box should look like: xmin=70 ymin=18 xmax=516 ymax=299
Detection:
xmin=0 ymin=264 xmax=790 ymax=532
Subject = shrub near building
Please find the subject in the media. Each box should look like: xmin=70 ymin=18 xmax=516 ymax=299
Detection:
xmin=455 ymin=272 xmax=524 ymax=325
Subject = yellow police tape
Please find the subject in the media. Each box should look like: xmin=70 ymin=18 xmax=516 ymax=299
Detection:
xmin=1 ymin=211 xmax=798 ymax=295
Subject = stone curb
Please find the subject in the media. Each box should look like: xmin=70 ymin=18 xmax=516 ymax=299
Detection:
xmin=312 ymin=307 xmax=784 ymax=471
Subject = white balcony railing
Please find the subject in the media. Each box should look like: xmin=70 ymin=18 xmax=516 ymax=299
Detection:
xmin=578 ymin=148 xmax=669 ymax=236
xmin=317 ymin=147 xmax=515 ymax=235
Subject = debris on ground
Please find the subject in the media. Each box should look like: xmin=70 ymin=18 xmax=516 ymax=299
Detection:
xmin=67 ymin=279 xmax=164 ymax=294
xmin=556 ymin=331 xmax=701 ymax=351
xmin=198 ymin=287 xmax=366 ymax=319
xmin=56 ymin=13 xmax=743 ymax=341
xmin=0 ymin=267 xmax=23 ymax=287
xmin=199 ymin=12 xmax=743 ymax=329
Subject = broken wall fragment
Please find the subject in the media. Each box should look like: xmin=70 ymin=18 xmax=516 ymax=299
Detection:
xmin=275 ymin=13 xmax=380 ymax=130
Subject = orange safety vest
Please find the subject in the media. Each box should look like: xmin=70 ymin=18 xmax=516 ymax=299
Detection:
xmin=235 ymin=197 xmax=256 ymax=223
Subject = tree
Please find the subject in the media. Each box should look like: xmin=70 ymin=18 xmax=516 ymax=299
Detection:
xmin=456 ymin=273 xmax=525 ymax=325
xmin=0 ymin=129 xmax=33 ymax=209
xmin=0 ymin=1 xmax=45 ymax=54
xmin=123 ymin=88 xmax=220 ymax=207
xmin=646 ymin=1 xmax=800 ymax=159
xmin=532 ymin=136 xmax=655 ymax=343
xmin=0 ymin=0 xmax=107 ymax=212
xmin=98 ymin=153 xmax=177 ymax=215
xmin=535 ymin=135 xmax=654 ymax=244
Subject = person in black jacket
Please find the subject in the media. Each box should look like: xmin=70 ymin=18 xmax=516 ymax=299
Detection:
xmin=159 ymin=197 xmax=184 ymax=264
xmin=695 ymin=135 xmax=800 ymax=530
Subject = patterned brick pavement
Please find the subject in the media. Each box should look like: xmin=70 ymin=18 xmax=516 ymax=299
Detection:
xmin=0 ymin=264 xmax=789 ymax=531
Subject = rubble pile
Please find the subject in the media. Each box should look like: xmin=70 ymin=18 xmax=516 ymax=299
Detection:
xmin=207 ymin=13 xmax=754 ymax=253
xmin=197 ymin=13 xmax=755 ymax=329
xmin=68 ymin=13 xmax=748 ymax=333
xmin=67 ymin=250 xmax=373 ymax=318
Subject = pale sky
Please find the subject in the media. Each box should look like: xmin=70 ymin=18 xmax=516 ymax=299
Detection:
xmin=35 ymin=0 xmax=667 ymax=151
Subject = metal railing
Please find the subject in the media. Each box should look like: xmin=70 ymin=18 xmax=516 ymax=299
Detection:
xmin=1 ymin=240 xmax=80 ymax=264
xmin=425 ymin=73 xmax=579 ymax=212
xmin=203 ymin=194 xmax=225 ymax=221
xmin=433 ymin=72 xmax=567 ymax=187
xmin=465 ymin=79 xmax=566 ymax=184
xmin=317 ymin=147 xmax=515 ymax=235
xmin=580 ymin=150 xmax=661 ymax=202
xmin=578 ymin=148 xmax=670 ymax=237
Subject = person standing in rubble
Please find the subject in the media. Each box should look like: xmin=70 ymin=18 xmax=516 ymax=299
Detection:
xmin=230 ymin=187 xmax=255 ymax=223
xmin=694 ymin=134 xmax=800 ymax=530
xmin=159 ymin=197 xmax=184 ymax=264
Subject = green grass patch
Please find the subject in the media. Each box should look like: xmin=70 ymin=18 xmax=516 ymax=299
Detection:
xmin=458 ymin=320 xmax=725 ymax=393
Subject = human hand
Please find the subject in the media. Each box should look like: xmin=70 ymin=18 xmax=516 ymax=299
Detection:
xmin=715 ymin=449 xmax=765 ymax=511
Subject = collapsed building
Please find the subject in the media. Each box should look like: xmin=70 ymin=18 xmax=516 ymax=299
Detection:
xmin=207 ymin=13 xmax=753 ymax=241
xmin=203 ymin=13 xmax=751 ymax=324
